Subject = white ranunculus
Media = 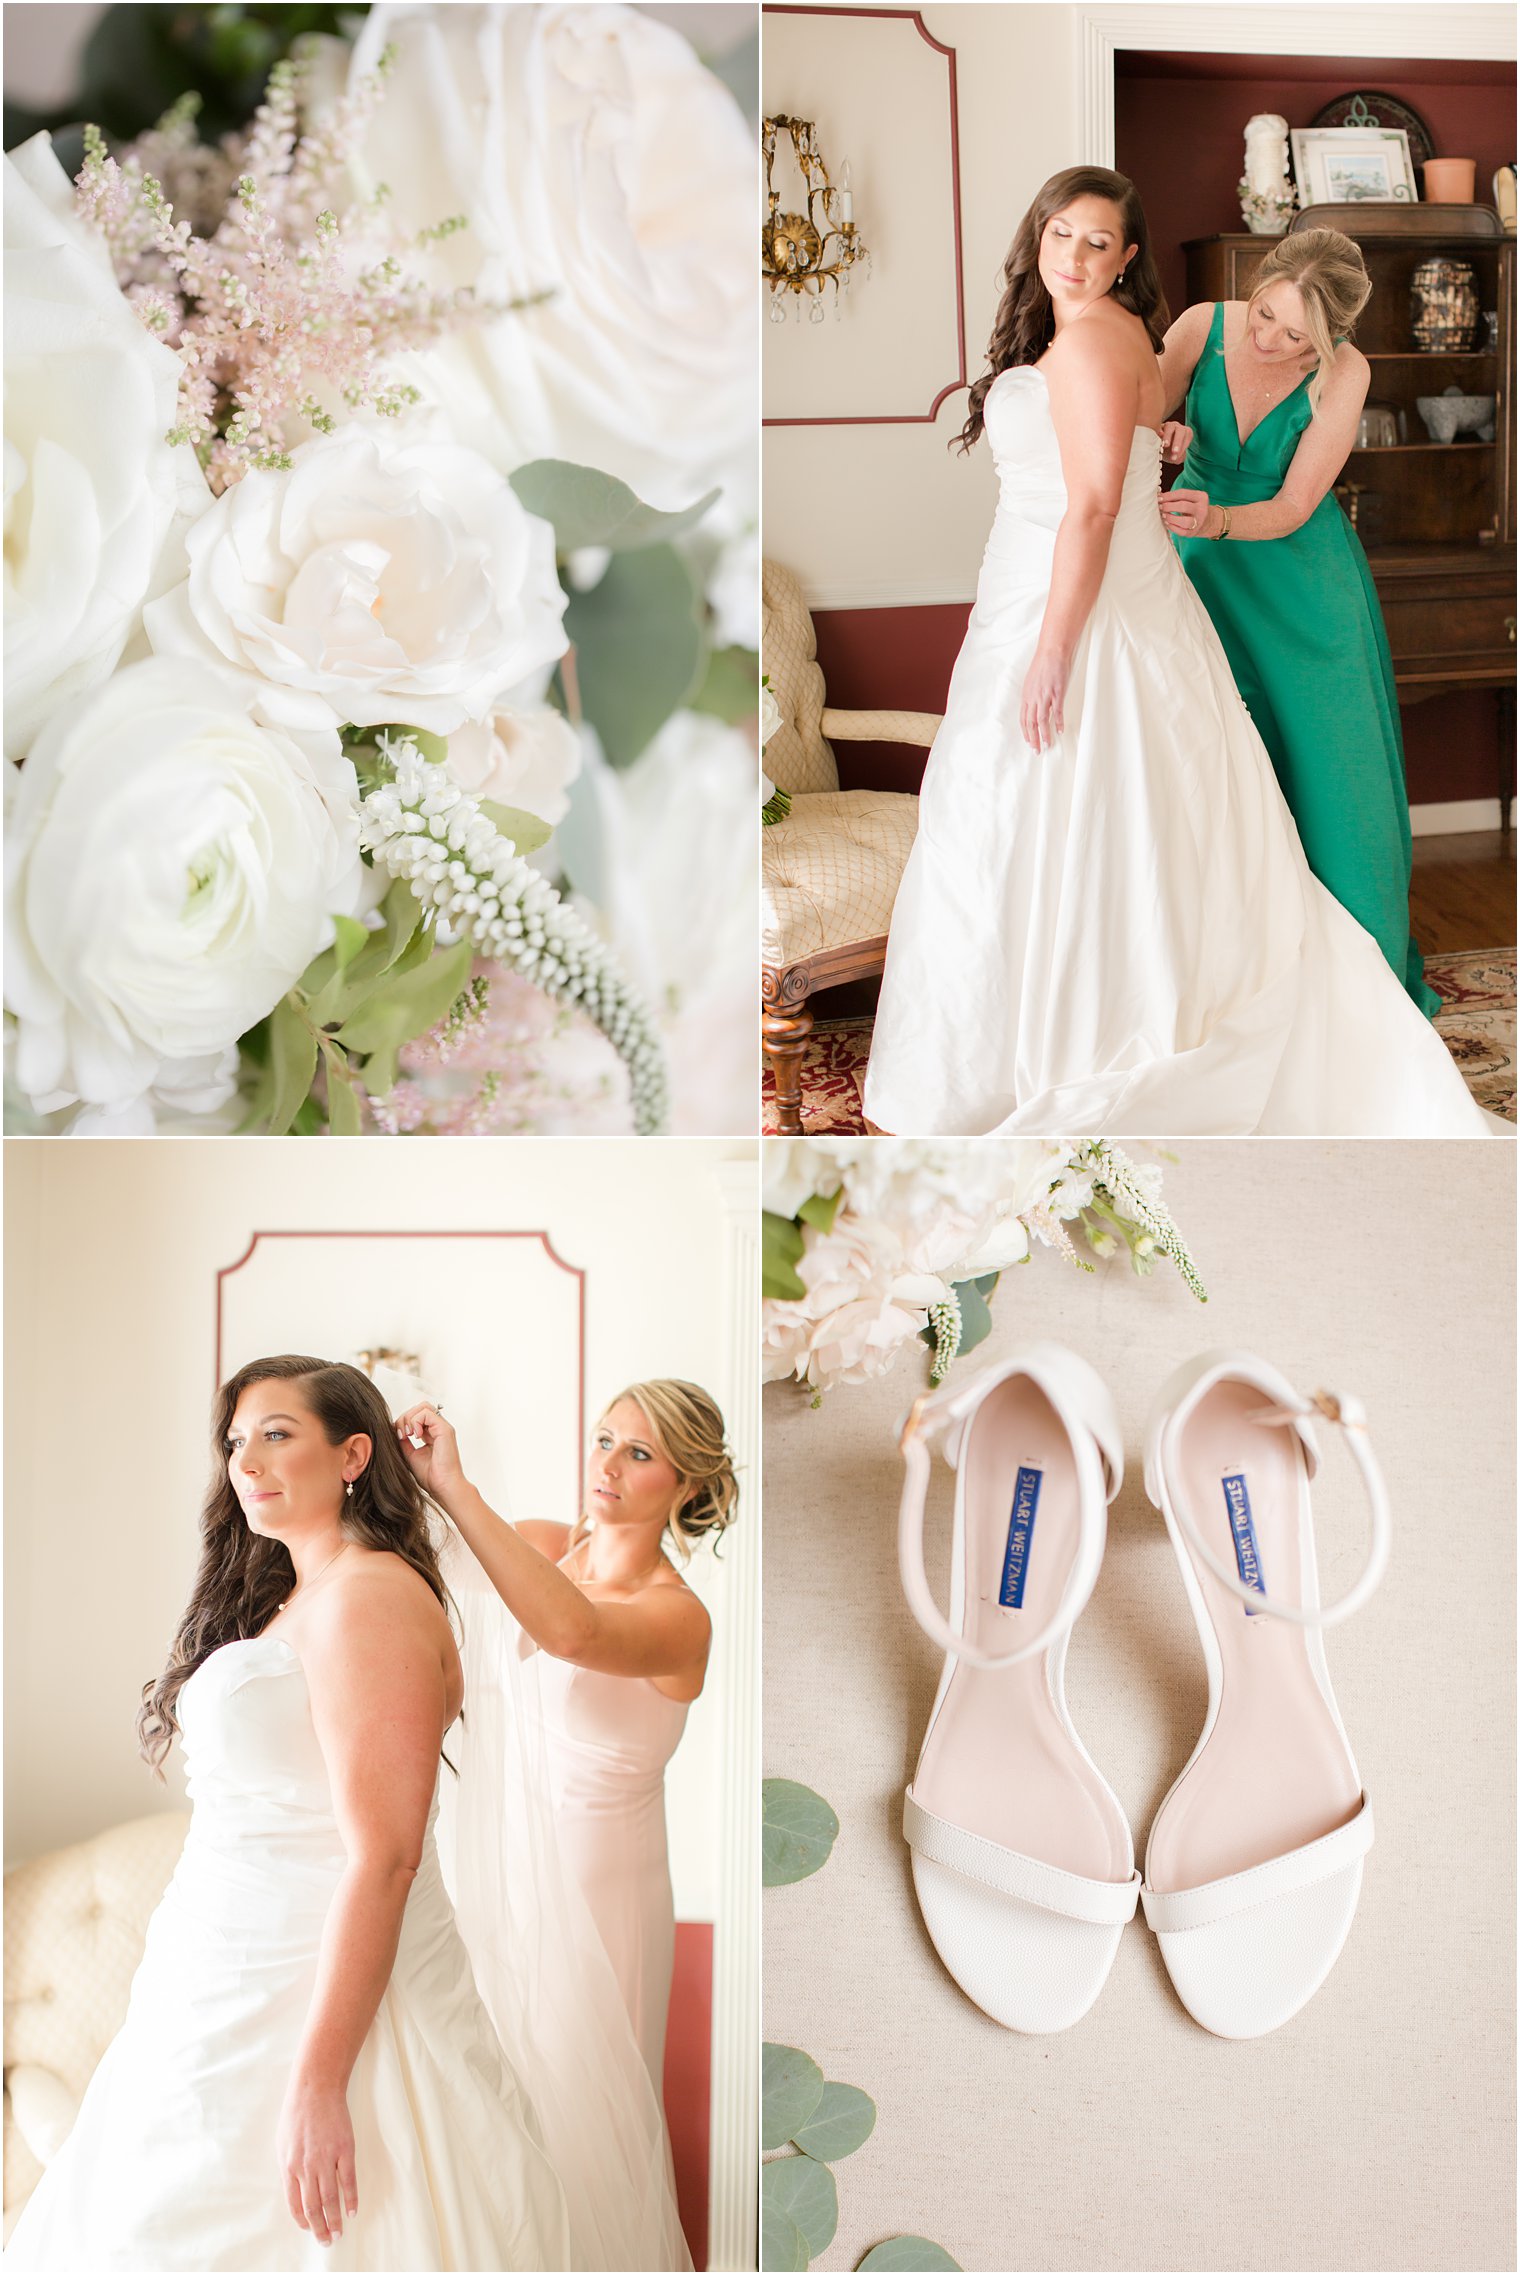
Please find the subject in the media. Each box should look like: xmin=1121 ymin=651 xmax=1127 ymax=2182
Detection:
xmin=773 ymin=1216 xmax=948 ymax=1395
xmin=3 ymin=135 xmax=210 ymax=759
xmin=343 ymin=4 xmax=757 ymax=506
xmin=5 ymin=658 xmax=366 ymax=1122
xmin=760 ymin=683 xmax=783 ymax=748
xmin=144 ymin=423 xmax=567 ymax=735
xmin=446 ymin=704 xmax=582 ymax=829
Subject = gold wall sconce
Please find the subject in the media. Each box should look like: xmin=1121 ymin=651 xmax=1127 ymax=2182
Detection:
xmin=762 ymin=114 xmax=869 ymax=323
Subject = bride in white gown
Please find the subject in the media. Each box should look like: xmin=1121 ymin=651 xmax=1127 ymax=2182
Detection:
xmin=6 ymin=1355 xmax=689 ymax=2272
xmin=863 ymin=167 xmax=1497 ymax=1138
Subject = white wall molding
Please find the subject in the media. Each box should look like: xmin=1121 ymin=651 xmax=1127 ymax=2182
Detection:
xmin=1410 ymin=796 xmax=1506 ymax=835
xmin=705 ymin=1157 xmax=759 ymax=2274
xmin=1077 ymin=3 xmax=1517 ymax=165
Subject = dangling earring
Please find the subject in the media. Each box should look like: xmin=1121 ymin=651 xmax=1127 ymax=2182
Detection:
xmin=345 ymin=1480 xmax=354 ymax=1499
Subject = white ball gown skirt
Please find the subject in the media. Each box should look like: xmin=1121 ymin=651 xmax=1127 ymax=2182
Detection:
xmin=862 ymin=368 xmax=1500 ymax=1137
xmin=6 ymin=1636 xmax=574 ymax=2272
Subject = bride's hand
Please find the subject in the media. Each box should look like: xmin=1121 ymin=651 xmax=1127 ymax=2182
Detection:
xmin=1158 ymin=419 xmax=1193 ymax=466
xmin=278 ymin=2078 xmax=357 ymax=2247
xmin=1020 ymin=648 xmax=1069 ymax=754
xmin=394 ymin=1402 xmax=467 ymax=1499
xmin=1160 ymin=485 xmax=1214 ymax=538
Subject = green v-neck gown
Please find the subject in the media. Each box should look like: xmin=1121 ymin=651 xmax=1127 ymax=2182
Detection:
xmin=1173 ymin=304 xmax=1438 ymax=1014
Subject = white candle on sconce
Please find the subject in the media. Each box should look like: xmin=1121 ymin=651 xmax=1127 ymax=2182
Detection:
xmin=837 ymin=161 xmax=853 ymax=226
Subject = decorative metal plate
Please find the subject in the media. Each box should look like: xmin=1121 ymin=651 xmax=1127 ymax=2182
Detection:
xmin=1309 ymin=92 xmax=1436 ymax=171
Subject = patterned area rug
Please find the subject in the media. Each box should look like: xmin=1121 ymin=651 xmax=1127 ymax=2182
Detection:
xmin=761 ymin=947 xmax=1518 ymax=1133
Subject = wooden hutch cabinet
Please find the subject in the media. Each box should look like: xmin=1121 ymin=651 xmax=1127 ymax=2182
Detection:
xmin=1185 ymin=210 xmax=1515 ymax=823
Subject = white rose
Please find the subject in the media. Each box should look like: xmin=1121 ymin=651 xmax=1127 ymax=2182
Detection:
xmin=5 ymin=657 xmax=365 ymax=1121
xmin=344 ymin=4 xmax=757 ymax=505
xmin=760 ymin=683 xmax=784 ymax=749
xmin=447 ymin=704 xmax=582 ymax=829
xmin=3 ymin=136 xmax=209 ymax=759
xmin=793 ymin=1219 xmax=947 ymax=1394
xmin=145 ymin=423 xmax=567 ymax=735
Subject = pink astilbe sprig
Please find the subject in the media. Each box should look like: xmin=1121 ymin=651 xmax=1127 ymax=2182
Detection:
xmin=72 ymin=44 xmax=536 ymax=493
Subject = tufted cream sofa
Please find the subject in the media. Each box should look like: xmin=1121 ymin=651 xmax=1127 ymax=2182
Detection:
xmin=4 ymin=1811 xmax=189 ymax=2234
xmin=761 ymin=560 xmax=939 ymax=1134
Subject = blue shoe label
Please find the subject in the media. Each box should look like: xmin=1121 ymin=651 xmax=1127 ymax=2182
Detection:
xmin=999 ymin=1466 xmax=1043 ymax=1609
xmin=1221 ymin=1472 xmax=1266 ymax=1615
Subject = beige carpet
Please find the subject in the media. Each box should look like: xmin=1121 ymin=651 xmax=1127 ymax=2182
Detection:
xmin=763 ymin=1140 xmax=1516 ymax=2272
xmin=761 ymin=947 xmax=1518 ymax=1134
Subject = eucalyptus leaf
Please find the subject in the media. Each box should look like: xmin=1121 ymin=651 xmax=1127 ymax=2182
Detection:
xmin=762 ymin=1778 xmax=839 ymax=1887
xmin=762 ymin=2044 xmax=824 ymax=2152
xmin=564 ymin=544 xmax=706 ymax=767
xmin=953 ymin=1273 xmax=998 ymax=1358
xmin=510 ymin=459 xmax=720 ymax=553
xmin=763 ymin=2156 xmax=838 ymax=2258
xmin=857 ymin=2242 xmax=962 ymax=2272
xmin=761 ymin=2203 xmax=811 ymax=2273
xmin=480 ymin=800 xmax=553 ymax=856
xmin=389 ymin=726 xmax=450 ymax=766
xmin=263 ymin=997 xmax=318 ymax=1137
xmin=792 ymin=2081 xmax=876 ymax=2163
xmin=690 ymin=642 xmax=760 ymax=723
xmin=762 ymin=1211 xmax=806 ymax=1302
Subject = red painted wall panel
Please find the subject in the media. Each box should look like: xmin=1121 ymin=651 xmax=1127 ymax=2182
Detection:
xmin=664 ymin=1920 xmax=713 ymax=2271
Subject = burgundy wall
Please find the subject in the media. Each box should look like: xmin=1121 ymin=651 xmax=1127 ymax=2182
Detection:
xmin=1113 ymin=55 xmax=1516 ymax=322
xmin=664 ymin=1920 xmax=713 ymax=2270
xmin=813 ymin=605 xmax=1506 ymax=807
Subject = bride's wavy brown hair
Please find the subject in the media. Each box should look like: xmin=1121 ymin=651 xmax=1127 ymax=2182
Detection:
xmin=955 ymin=166 xmax=1169 ymax=454
xmin=138 ymin=1356 xmax=450 ymax=1774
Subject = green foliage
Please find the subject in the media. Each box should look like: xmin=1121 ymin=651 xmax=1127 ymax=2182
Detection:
xmin=10 ymin=3 xmax=365 ymax=149
xmin=509 ymin=459 xmax=719 ymax=553
xmin=857 ymin=2242 xmax=962 ymax=2271
xmin=761 ymin=2203 xmax=810 ymax=2273
xmin=691 ymin=643 xmax=760 ymax=724
xmin=763 ymin=2156 xmax=838 ymax=2259
xmin=955 ymin=1271 xmax=1000 ymax=1357
xmin=796 ymin=1188 xmax=842 ymax=1235
xmin=479 ymin=801 xmax=552 ymax=856
xmin=564 ymin=544 xmax=707 ymax=767
xmin=792 ymin=2082 xmax=877 ymax=2163
xmin=334 ymin=932 xmax=474 ymax=1097
xmin=762 ymin=1211 xmax=807 ymax=1302
xmin=762 ymin=1778 xmax=839 ymax=1887
xmin=761 ymin=2045 xmax=824 ymax=2152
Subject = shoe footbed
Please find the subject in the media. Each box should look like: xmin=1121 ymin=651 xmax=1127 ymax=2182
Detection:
xmin=914 ymin=1377 xmax=1131 ymax=1884
xmin=1146 ymin=1380 xmax=1362 ymax=1893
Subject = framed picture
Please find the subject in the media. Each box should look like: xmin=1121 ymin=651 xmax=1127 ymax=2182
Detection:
xmin=1292 ymin=126 xmax=1419 ymax=206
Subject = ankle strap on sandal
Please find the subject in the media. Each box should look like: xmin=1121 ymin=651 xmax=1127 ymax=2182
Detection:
xmin=898 ymin=1352 xmax=1118 ymax=1671
xmin=1156 ymin=1368 xmax=1390 ymax=1630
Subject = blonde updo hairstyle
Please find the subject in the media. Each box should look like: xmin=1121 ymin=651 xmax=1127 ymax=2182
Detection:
xmin=1246 ymin=228 xmax=1371 ymax=415
xmin=589 ymin=1379 xmax=738 ymax=1559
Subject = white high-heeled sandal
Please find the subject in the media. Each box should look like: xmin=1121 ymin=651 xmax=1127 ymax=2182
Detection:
xmin=1141 ymin=1351 xmax=1391 ymax=2039
xmin=898 ymin=1344 xmax=1141 ymax=2034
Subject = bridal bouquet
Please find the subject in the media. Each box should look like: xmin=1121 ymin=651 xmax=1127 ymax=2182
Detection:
xmin=763 ymin=1139 xmax=1206 ymax=1398
xmin=4 ymin=4 xmax=758 ymax=1136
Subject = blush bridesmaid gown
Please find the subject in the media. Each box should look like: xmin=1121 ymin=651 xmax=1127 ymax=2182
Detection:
xmin=535 ymin=1654 xmax=689 ymax=2084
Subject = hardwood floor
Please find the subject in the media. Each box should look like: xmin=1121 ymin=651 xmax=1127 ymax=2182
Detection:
xmin=1410 ymin=829 xmax=1516 ymax=955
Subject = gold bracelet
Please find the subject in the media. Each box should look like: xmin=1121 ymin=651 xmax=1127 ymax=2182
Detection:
xmin=1213 ymin=504 xmax=1232 ymax=540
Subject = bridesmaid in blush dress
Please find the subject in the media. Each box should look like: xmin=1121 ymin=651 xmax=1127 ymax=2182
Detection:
xmin=396 ymin=1380 xmax=737 ymax=2086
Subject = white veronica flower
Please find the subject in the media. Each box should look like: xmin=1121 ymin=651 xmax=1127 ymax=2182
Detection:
xmin=145 ymin=424 xmax=567 ymax=735
xmin=5 ymin=658 xmax=365 ymax=1123
xmin=3 ymin=135 xmax=209 ymax=759
xmin=344 ymin=4 xmax=757 ymax=505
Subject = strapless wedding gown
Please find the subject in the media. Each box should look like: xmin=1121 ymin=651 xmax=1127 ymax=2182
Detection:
xmin=5 ymin=1635 xmax=573 ymax=2272
xmin=537 ymin=1655 xmax=688 ymax=2085
xmin=863 ymin=366 xmax=1497 ymax=1136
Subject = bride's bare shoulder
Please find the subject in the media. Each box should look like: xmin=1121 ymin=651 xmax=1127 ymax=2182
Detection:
xmin=1045 ymin=303 xmax=1152 ymax=385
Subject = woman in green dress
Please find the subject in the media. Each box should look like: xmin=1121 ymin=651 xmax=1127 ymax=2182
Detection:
xmin=1157 ymin=228 xmax=1437 ymax=1014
